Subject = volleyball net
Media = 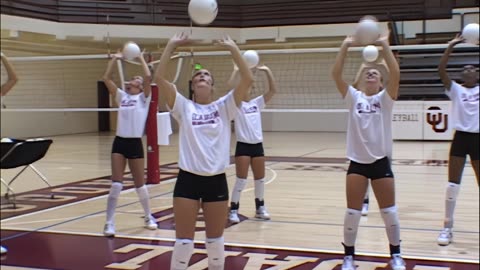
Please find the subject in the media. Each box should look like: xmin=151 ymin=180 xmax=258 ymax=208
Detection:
xmin=1 ymin=43 xmax=478 ymax=183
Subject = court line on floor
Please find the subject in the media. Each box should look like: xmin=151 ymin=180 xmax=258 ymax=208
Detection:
xmin=2 ymin=227 xmax=478 ymax=264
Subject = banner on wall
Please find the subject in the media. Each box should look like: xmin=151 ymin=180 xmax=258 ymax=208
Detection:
xmin=392 ymin=101 xmax=423 ymax=140
xmin=423 ymin=101 xmax=454 ymax=140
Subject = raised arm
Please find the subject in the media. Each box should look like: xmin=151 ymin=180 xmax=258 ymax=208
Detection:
xmin=438 ymin=34 xmax=464 ymax=90
xmin=257 ymin=65 xmax=277 ymax=103
xmin=226 ymin=65 xmax=240 ymax=90
xmin=138 ymin=51 xmax=152 ymax=98
xmin=102 ymin=52 xmax=122 ymax=97
xmin=216 ymin=36 xmax=254 ymax=106
xmin=1 ymin=53 xmax=19 ymax=96
xmin=375 ymin=31 xmax=400 ymax=100
xmin=331 ymin=36 xmax=354 ymax=98
xmin=153 ymin=33 xmax=191 ymax=109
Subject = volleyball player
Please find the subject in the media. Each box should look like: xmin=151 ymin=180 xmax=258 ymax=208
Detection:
xmin=153 ymin=33 xmax=253 ymax=270
xmin=1 ymin=52 xmax=18 ymax=108
xmin=102 ymin=50 xmax=157 ymax=237
xmin=226 ymin=64 xmax=277 ymax=223
xmin=437 ymin=34 xmax=479 ymax=246
xmin=331 ymin=31 xmax=406 ymax=270
xmin=1 ymin=52 xmax=18 ymax=255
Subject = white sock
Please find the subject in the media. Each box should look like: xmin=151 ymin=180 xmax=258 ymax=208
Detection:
xmin=135 ymin=185 xmax=152 ymax=218
xmin=380 ymin=205 xmax=401 ymax=246
xmin=170 ymin=239 xmax=194 ymax=270
xmin=231 ymin=178 xmax=247 ymax=204
xmin=444 ymin=182 xmax=460 ymax=228
xmin=254 ymin=178 xmax=265 ymax=201
xmin=343 ymin=208 xmax=362 ymax=247
xmin=106 ymin=182 xmax=123 ymax=224
xmin=206 ymin=237 xmax=225 ymax=270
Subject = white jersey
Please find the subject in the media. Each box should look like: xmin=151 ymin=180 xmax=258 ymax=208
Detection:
xmin=446 ymin=81 xmax=479 ymax=133
xmin=170 ymin=90 xmax=237 ymax=176
xmin=345 ymin=86 xmax=394 ymax=164
xmin=235 ymin=95 xmax=266 ymax=144
xmin=115 ymin=89 xmax=151 ymax=138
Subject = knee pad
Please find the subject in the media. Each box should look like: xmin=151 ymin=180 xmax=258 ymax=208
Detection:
xmin=109 ymin=182 xmax=123 ymax=199
xmin=205 ymin=237 xmax=225 ymax=268
xmin=343 ymin=208 xmax=362 ymax=246
xmin=446 ymin=182 xmax=460 ymax=201
xmin=380 ymin=206 xmax=399 ymax=227
xmin=171 ymin=239 xmax=194 ymax=270
xmin=233 ymin=178 xmax=248 ymax=192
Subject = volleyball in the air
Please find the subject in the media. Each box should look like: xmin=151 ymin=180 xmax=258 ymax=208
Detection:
xmin=362 ymin=45 xmax=379 ymax=62
xmin=355 ymin=17 xmax=380 ymax=45
xmin=122 ymin=42 xmax=141 ymax=60
xmin=462 ymin=23 xmax=479 ymax=44
xmin=243 ymin=50 xmax=260 ymax=68
xmin=188 ymin=0 xmax=218 ymax=26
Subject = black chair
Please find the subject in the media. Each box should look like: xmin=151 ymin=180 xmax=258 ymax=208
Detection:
xmin=1 ymin=138 xmax=54 ymax=208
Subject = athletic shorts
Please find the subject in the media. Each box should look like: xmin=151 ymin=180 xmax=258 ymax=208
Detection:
xmin=234 ymin=141 xmax=264 ymax=157
xmin=347 ymin=156 xmax=394 ymax=180
xmin=173 ymin=169 xmax=229 ymax=202
xmin=450 ymin=130 xmax=479 ymax=160
xmin=111 ymin=136 xmax=144 ymax=159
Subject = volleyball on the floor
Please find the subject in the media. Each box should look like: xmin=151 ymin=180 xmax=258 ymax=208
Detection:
xmin=243 ymin=50 xmax=260 ymax=68
xmin=188 ymin=0 xmax=218 ymax=26
xmin=122 ymin=42 xmax=141 ymax=60
xmin=355 ymin=17 xmax=380 ymax=45
xmin=462 ymin=23 xmax=479 ymax=44
xmin=362 ymin=45 xmax=379 ymax=62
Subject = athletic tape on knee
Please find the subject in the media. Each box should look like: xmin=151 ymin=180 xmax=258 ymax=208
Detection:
xmin=380 ymin=206 xmax=400 ymax=246
xmin=206 ymin=237 xmax=225 ymax=268
xmin=231 ymin=178 xmax=248 ymax=203
xmin=254 ymin=178 xmax=265 ymax=200
xmin=446 ymin=182 xmax=460 ymax=201
xmin=344 ymin=208 xmax=362 ymax=247
xmin=171 ymin=239 xmax=194 ymax=270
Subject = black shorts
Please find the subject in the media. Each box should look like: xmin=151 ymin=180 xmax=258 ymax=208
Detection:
xmin=450 ymin=130 xmax=479 ymax=160
xmin=347 ymin=156 xmax=394 ymax=180
xmin=234 ymin=141 xmax=264 ymax=157
xmin=173 ymin=169 xmax=229 ymax=202
xmin=111 ymin=136 xmax=144 ymax=159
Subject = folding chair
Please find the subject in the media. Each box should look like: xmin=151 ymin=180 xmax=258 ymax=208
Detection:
xmin=1 ymin=138 xmax=54 ymax=208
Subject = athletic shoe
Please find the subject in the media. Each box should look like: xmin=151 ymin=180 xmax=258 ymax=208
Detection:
xmin=0 ymin=246 xmax=7 ymax=255
xmin=229 ymin=210 xmax=240 ymax=224
xmin=437 ymin=228 xmax=453 ymax=246
xmin=389 ymin=254 xmax=406 ymax=270
xmin=341 ymin=255 xmax=355 ymax=270
xmin=255 ymin=206 xmax=271 ymax=220
xmin=103 ymin=223 xmax=115 ymax=237
xmin=361 ymin=203 xmax=369 ymax=216
xmin=145 ymin=215 xmax=157 ymax=230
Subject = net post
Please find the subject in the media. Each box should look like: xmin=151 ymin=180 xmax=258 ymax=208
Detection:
xmin=146 ymin=84 xmax=160 ymax=184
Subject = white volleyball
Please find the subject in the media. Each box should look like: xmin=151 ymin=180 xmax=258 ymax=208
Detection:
xmin=363 ymin=45 xmax=379 ymax=62
xmin=462 ymin=23 xmax=479 ymax=44
xmin=122 ymin=42 xmax=141 ymax=60
xmin=242 ymin=50 xmax=259 ymax=68
xmin=188 ymin=0 xmax=218 ymax=26
xmin=355 ymin=19 xmax=380 ymax=45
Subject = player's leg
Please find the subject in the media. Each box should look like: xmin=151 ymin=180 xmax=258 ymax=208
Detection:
xmin=229 ymin=142 xmax=251 ymax=223
xmin=251 ymin=143 xmax=269 ymax=220
xmin=104 ymin=146 xmax=127 ymax=237
xmin=202 ymin=174 xmax=229 ymax=270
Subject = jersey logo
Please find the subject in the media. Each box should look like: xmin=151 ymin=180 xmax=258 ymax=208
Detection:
xmin=192 ymin=111 xmax=220 ymax=125
xmin=356 ymin=102 xmax=381 ymax=114
xmin=243 ymin=105 xmax=259 ymax=114
xmin=461 ymin=92 xmax=479 ymax=103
